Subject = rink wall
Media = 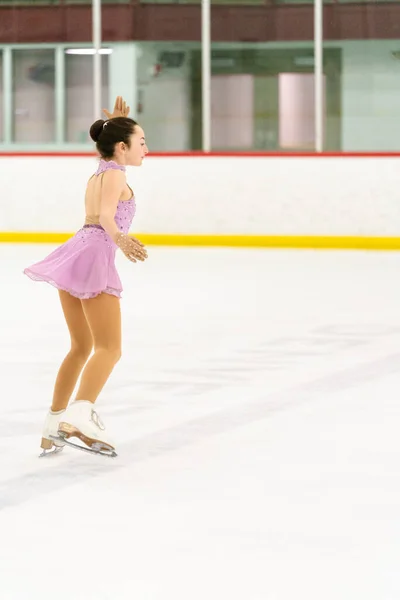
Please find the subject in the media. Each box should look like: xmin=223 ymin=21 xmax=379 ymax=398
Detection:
xmin=1 ymin=152 xmax=400 ymax=250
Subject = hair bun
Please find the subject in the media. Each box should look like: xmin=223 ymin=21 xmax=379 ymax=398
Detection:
xmin=89 ymin=119 xmax=105 ymax=142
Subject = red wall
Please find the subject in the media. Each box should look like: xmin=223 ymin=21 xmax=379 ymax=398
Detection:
xmin=0 ymin=3 xmax=399 ymax=44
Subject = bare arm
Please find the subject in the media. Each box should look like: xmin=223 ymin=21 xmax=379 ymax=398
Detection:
xmin=98 ymin=169 xmax=148 ymax=263
xmin=98 ymin=170 xmax=125 ymax=243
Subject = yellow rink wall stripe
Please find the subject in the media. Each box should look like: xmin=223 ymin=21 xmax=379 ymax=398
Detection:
xmin=1 ymin=232 xmax=400 ymax=250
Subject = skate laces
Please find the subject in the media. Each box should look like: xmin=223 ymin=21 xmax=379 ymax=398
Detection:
xmin=91 ymin=409 xmax=105 ymax=431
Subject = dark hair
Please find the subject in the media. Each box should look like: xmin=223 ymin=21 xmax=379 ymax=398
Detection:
xmin=89 ymin=117 xmax=138 ymax=159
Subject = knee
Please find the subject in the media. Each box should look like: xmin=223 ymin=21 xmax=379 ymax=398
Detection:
xmin=97 ymin=345 xmax=121 ymax=365
xmin=110 ymin=347 xmax=122 ymax=365
xmin=71 ymin=341 xmax=93 ymax=362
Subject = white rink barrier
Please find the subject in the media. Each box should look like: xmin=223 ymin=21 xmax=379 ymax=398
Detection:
xmin=1 ymin=153 xmax=400 ymax=249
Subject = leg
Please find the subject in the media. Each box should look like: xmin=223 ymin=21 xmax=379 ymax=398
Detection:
xmin=53 ymin=293 xmax=121 ymax=456
xmin=40 ymin=291 xmax=93 ymax=455
xmin=51 ymin=291 xmax=93 ymax=412
xmin=75 ymin=292 xmax=121 ymax=403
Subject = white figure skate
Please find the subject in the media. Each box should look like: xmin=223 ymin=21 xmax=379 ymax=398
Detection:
xmin=40 ymin=409 xmax=66 ymax=457
xmin=51 ymin=400 xmax=117 ymax=458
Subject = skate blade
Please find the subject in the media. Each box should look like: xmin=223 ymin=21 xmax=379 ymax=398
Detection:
xmin=57 ymin=422 xmax=117 ymax=456
xmin=50 ymin=433 xmax=117 ymax=458
xmin=39 ymin=445 xmax=64 ymax=458
xmin=39 ymin=436 xmax=65 ymax=458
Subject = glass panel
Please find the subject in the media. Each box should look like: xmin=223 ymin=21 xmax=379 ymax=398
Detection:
xmin=65 ymin=53 xmax=109 ymax=143
xmin=325 ymin=38 xmax=400 ymax=151
xmin=205 ymin=46 xmax=324 ymax=152
xmin=278 ymin=73 xmax=322 ymax=150
xmin=136 ymin=42 xmax=196 ymax=151
xmin=138 ymin=42 xmax=329 ymax=152
xmin=211 ymin=74 xmax=254 ymax=149
xmin=0 ymin=51 xmax=3 ymax=142
xmin=12 ymin=49 xmax=55 ymax=143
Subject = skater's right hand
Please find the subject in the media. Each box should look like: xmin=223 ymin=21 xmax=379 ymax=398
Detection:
xmin=103 ymin=95 xmax=130 ymax=120
xmin=115 ymin=232 xmax=148 ymax=263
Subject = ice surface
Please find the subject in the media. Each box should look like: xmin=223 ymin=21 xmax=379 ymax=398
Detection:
xmin=1 ymin=244 xmax=400 ymax=600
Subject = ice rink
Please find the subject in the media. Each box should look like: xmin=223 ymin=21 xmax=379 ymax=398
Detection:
xmin=1 ymin=243 xmax=400 ymax=600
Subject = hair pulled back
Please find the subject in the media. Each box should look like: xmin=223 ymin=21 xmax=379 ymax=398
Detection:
xmin=89 ymin=117 xmax=138 ymax=159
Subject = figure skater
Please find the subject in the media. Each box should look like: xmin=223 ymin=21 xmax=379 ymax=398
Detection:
xmin=24 ymin=96 xmax=148 ymax=458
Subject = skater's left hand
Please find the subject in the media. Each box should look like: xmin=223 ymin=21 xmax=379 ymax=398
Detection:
xmin=103 ymin=95 xmax=130 ymax=119
xmin=115 ymin=232 xmax=148 ymax=263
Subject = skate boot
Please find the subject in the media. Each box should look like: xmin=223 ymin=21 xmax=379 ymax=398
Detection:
xmin=40 ymin=409 xmax=66 ymax=457
xmin=54 ymin=400 xmax=117 ymax=458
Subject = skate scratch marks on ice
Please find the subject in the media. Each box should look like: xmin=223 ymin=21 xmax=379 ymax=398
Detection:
xmin=0 ymin=351 xmax=400 ymax=512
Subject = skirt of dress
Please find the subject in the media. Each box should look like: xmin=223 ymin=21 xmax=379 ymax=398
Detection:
xmin=23 ymin=226 xmax=123 ymax=300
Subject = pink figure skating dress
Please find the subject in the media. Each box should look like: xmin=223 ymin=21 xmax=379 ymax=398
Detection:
xmin=24 ymin=159 xmax=135 ymax=300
